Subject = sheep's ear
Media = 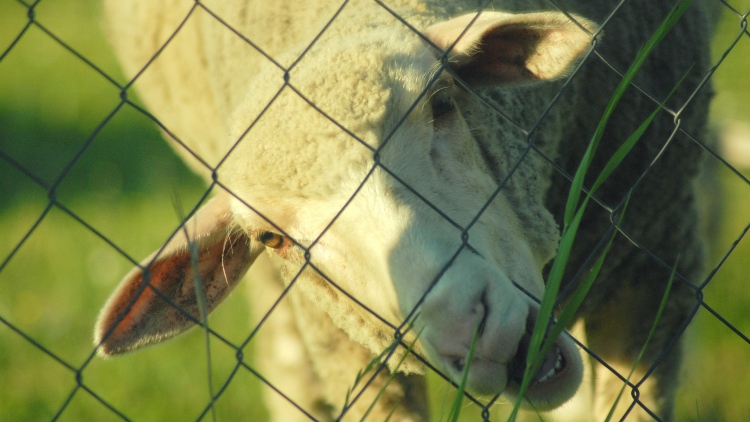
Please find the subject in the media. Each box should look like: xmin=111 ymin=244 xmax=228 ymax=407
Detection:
xmin=95 ymin=194 xmax=263 ymax=356
xmin=424 ymin=11 xmax=597 ymax=86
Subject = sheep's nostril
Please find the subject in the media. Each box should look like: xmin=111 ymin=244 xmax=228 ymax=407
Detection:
xmin=477 ymin=291 xmax=489 ymax=336
xmin=452 ymin=357 xmax=465 ymax=372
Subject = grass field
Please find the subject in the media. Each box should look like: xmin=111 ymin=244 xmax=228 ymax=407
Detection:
xmin=1 ymin=0 xmax=748 ymax=420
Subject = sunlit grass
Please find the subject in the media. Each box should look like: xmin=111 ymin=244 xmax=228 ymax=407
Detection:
xmin=710 ymin=0 xmax=750 ymax=124
xmin=0 ymin=195 xmax=267 ymax=421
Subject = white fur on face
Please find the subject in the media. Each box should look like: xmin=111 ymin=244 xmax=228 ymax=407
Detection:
xmin=222 ymin=21 xmax=581 ymax=405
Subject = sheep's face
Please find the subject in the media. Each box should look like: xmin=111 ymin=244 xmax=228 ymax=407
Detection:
xmin=97 ymin=10 xmax=595 ymax=411
xmin=221 ymin=11 xmax=594 ymax=409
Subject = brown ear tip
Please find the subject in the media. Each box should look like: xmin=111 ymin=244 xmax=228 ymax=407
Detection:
xmin=93 ymin=336 xmax=117 ymax=358
xmin=96 ymin=346 xmax=115 ymax=359
xmin=94 ymin=320 xmax=124 ymax=358
xmin=95 ymin=334 xmax=138 ymax=358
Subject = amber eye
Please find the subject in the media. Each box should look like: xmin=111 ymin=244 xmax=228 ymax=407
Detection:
xmin=258 ymin=231 xmax=285 ymax=249
xmin=431 ymin=92 xmax=455 ymax=120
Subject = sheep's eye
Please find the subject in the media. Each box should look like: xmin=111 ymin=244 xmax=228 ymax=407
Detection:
xmin=431 ymin=93 xmax=455 ymax=120
xmin=258 ymin=231 xmax=285 ymax=249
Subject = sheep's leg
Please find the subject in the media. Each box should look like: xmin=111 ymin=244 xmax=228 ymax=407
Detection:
xmin=286 ymin=287 xmax=429 ymax=422
xmin=247 ymin=255 xmax=331 ymax=422
xmin=583 ymin=280 xmax=690 ymax=422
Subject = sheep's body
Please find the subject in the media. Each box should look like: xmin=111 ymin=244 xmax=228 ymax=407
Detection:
xmin=98 ymin=0 xmax=714 ymax=420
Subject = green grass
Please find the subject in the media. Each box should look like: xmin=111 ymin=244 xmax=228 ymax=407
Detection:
xmin=445 ymin=323 xmax=481 ymax=422
xmin=0 ymin=196 xmax=267 ymax=421
xmin=710 ymin=0 xmax=750 ymax=124
xmin=1 ymin=0 xmax=748 ymax=421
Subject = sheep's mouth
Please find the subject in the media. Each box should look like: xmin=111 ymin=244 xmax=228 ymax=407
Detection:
xmin=507 ymin=314 xmax=567 ymax=387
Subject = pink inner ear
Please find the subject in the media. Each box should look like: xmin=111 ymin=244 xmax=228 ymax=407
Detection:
xmin=103 ymin=250 xmax=191 ymax=341
xmin=96 ymin=230 xmax=256 ymax=356
xmin=481 ymin=33 xmax=533 ymax=61
xmin=95 ymin=194 xmax=266 ymax=356
xmin=445 ymin=23 xmax=551 ymax=85
xmin=424 ymin=12 xmax=596 ymax=86
xmin=453 ymin=32 xmax=539 ymax=85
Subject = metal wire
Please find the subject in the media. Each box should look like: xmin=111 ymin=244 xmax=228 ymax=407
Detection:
xmin=0 ymin=0 xmax=747 ymax=421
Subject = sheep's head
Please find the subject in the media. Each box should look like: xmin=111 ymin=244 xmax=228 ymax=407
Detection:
xmin=96 ymin=10 xmax=596 ymax=411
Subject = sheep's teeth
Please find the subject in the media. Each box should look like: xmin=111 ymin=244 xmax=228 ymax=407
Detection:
xmin=554 ymin=352 xmax=563 ymax=371
xmin=538 ymin=367 xmax=556 ymax=383
xmin=537 ymin=352 xmax=564 ymax=384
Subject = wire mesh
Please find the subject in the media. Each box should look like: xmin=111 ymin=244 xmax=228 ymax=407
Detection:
xmin=0 ymin=0 xmax=748 ymax=421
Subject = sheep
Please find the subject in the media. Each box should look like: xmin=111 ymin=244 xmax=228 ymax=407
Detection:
xmin=94 ymin=0 xmax=715 ymax=420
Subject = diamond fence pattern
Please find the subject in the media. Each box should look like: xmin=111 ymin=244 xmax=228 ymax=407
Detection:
xmin=0 ymin=0 xmax=748 ymax=421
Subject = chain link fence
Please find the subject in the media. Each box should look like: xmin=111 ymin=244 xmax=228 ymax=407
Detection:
xmin=1 ymin=0 xmax=748 ymax=420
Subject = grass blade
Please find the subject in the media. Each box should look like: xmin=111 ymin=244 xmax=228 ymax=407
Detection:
xmin=509 ymin=1 xmax=693 ymax=419
xmin=547 ymin=195 xmax=629 ymax=352
xmin=533 ymin=64 xmax=689 ymax=376
xmin=175 ymin=193 xmax=218 ymax=422
xmin=446 ymin=321 xmax=482 ymax=422
xmin=563 ymin=0 xmax=694 ymax=227
xmin=590 ymin=67 xmax=693 ymax=196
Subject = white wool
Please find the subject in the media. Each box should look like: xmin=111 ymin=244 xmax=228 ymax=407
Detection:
xmin=100 ymin=0 xmax=716 ymax=421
